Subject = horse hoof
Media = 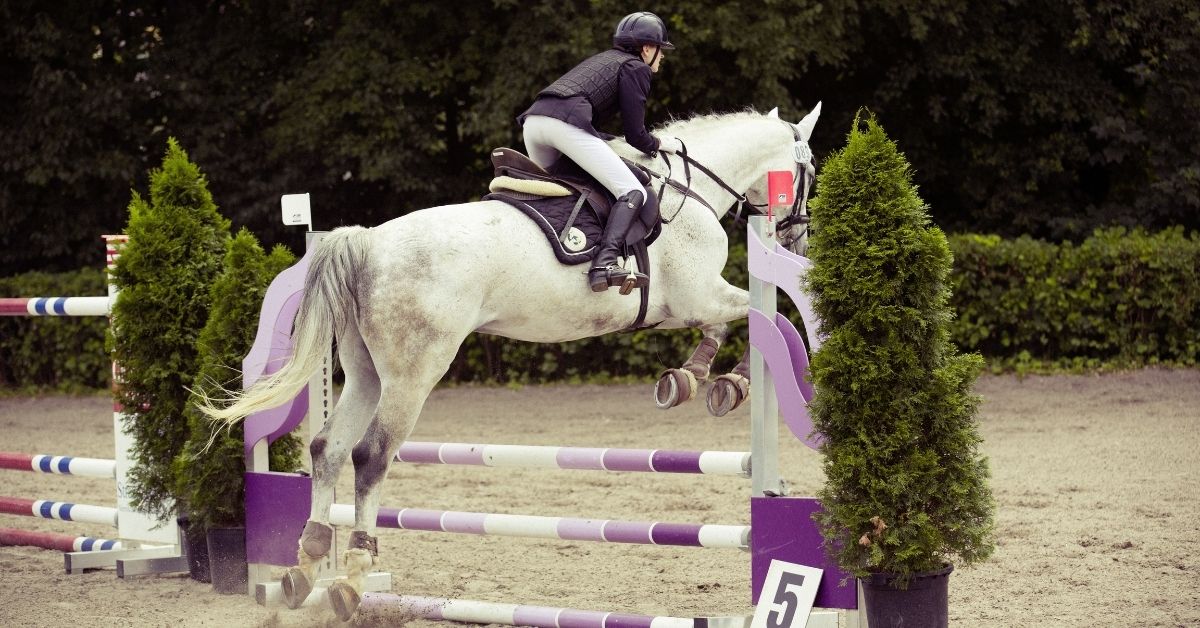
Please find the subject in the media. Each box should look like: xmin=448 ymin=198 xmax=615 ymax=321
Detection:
xmin=654 ymin=368 xmax=697 ymax=409
xmin=281 ymin=567 xmax=313 ymax=609
xmin=328 ymin=581 xmax=361 ymax=622
xmin=707 ymin=374 xmax=749 ymax=417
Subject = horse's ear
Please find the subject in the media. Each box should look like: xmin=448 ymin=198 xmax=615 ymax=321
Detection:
xmin=795 ymin=101 xmax=822 ymax=141
xmin=767 ymin=107 xmax=780 ymax=119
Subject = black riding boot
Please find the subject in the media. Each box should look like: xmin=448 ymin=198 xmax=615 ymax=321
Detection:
xmin=589 ymin=192 xmax=649 ymax=293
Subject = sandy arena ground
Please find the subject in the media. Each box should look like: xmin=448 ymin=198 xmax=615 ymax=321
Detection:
xmin=1 ymin=370 xmax=1197 ymax=627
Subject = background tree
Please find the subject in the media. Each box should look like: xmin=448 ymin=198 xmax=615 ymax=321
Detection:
xmin=0 ymin=2 xmax=158 ymax=273
xmin=799 ymin=0 xmax=1200 ymax=237
xmin=3 ymin=0 xmax=1197 ymax=275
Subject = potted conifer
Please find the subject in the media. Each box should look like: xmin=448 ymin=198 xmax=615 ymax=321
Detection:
xmin=175 ymin=228 xmax=303 ymax=594
xmin=110 ymin=138 xmax=230 ymax=580
xmin=805 ymin=114 xmax=995 ymax=627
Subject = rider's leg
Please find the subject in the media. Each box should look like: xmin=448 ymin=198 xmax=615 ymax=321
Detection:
xmin=521 ymin=116 xmax=648 ymax=292
xmin=589 ymin=191 xmax=647 ymax=292
xmin=523 ymin=116 xmax=644 ymax=199
xmin=521 ymin=115 xmax=564 ymax=170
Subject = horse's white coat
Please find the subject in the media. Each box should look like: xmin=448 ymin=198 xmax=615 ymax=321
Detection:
xmin=202 ymin=107 xmax=821 ymax=605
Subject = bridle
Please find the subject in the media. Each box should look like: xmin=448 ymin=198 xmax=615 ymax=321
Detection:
xmin=637 ymin=120 xmax=815 ymax=251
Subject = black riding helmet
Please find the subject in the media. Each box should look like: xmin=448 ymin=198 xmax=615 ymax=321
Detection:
xmin=613 ymin=12 xmax=675 ymax=53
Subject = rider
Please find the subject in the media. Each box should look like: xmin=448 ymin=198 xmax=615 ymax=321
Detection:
xmin=518 ymin=11 xmax=683 ymax=293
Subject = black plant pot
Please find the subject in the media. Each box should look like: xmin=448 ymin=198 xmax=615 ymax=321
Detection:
xmin=178 ymin=515 xmax=211 ymax=583
xmin=861 ymin=564 xmax=953 ymax=628
xmin=206 ymin=526 xmax=248 ymax=595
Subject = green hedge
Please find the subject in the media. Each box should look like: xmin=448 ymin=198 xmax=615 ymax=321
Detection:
xmin=0 ymin=269 xmax=110 ymax=391
xmin=950 ymin=227 xmax=1200 ymax=369
xmin=4 ymin=227 xmax=1198 ymax=390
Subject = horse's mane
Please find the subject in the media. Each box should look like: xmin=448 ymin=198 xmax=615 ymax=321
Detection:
xmin=653 ymin=108 xmax=765 ymax=136
xmin=610 ymin=108 xmax=780 ymax=163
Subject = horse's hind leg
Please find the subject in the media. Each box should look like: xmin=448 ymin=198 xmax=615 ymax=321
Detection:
xmin=327 ymin=331 xmax=466 ymax=621
xmin=282 ymin=323 xmax=381 ymax=609
xmin=326 ymin=403 xmax=415 ymax=621
xmin=655 ymin=323 xmax=729 ymax=409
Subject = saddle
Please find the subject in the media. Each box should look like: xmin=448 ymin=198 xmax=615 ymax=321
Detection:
xmin=483 ymin=148 xmax=662 ymax=330
xmin=484 ymin=148 xmax=661 ymax=266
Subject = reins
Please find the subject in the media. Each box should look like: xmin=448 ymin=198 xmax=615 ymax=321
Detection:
xmin=670 ymin=142 xmax=767 ymax=225
xmin=631 ymin=140 xmax=765 ymax=225
xmin=631 ymin=119 xmax=812 ymax=241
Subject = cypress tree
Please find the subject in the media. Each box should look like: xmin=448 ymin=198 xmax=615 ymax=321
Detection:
xmin=806 ymin=114 xmax=995 ymax=579
xmin=110 ymin=138 xmax=230 ymax=521
xmin=175 ymin=229 xmax=303 ymax=530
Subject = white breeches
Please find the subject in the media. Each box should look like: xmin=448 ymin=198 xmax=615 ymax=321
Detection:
xmin=522 ymin=115 xmax=646 ymax=201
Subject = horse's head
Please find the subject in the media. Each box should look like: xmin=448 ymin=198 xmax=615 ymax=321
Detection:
xmin=740 ymin=104 xmax=821 ymax=256
xmin=615 ymin=105 xmax=822 ymax=255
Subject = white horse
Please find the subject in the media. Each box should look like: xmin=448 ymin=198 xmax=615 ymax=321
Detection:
xmin=201 ymin=105 xmax=821 ymax=619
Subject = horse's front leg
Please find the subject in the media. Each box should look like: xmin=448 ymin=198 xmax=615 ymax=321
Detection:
xmin=654 ymin=279 xmax=750 ymax=410
xmin=654 ymin=323 xmax=729 ymax=409
xmin=707 ymin=345 xmax=752 ymax=417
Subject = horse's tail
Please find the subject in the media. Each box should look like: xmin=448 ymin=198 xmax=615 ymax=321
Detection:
xmin=199 ymin=226 xmax=371 ymax=427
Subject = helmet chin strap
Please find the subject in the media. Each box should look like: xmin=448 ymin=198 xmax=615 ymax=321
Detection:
xmin=646 ymin=45 xmax=661 ymax=67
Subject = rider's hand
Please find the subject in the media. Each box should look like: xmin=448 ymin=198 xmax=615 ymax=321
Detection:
xmin=656 ymin=135 xmax=684 ymax=155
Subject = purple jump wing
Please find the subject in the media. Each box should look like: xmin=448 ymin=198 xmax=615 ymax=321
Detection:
xmin=242 ymin=247 xmax=315 ymax=456
xmin=749 ymin=309 xmax=821 ymax=449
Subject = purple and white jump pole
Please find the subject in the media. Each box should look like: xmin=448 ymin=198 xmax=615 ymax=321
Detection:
xmin=0 ymin=236 xmax=185 ymax=576
xmin=393 ymin=441 xmax=750 ymax=476
xmin=240 ymin=186 xmax=861 ymax=626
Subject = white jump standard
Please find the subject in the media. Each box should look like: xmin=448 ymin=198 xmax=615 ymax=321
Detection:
xmin=0 ymin=236 xmax=185 ymax=577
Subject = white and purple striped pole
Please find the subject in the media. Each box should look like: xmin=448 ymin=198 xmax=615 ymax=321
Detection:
xmin=394 ymin=442 xmax=750 ymax=477
xmin=356 ymin=594 xmax=747 ymax=628
xmin=328 ymin=505 xmax=749 ymax=549
xmin=0 ymin=296 xmax=112 ymax=317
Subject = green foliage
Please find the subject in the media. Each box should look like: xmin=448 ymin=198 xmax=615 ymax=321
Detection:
xmin=175 ymin=230 xmax=302 ymax=530
xmin=0 ymin=2 xmax=158 ymax=274
xmin=0 ymin=269 xmax=109 ymax=391
xmin=7 ymin=1 xmax=1197 ymax=276
xmin=814 ymin=0 xmax=1200 ymax=238
xmin=806 ymin=114 xmax=994 ymax=579
xmin=109 ymin=138 xmax=230 ymax=522
xmin=5 ymin=223 xmax=1196 ymax=391
xmin=949 ymin=227 xmax=1200 ymax=371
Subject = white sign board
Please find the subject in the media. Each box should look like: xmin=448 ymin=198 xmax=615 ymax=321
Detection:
xmin=281 ymin=193 xmax=312 ymax=230
xmin=751 ymin=560 xmax=823 ymax=628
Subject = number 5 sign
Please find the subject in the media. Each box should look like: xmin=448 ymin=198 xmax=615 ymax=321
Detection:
xmin=751 ymin=560 xmax=823 ymax=628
